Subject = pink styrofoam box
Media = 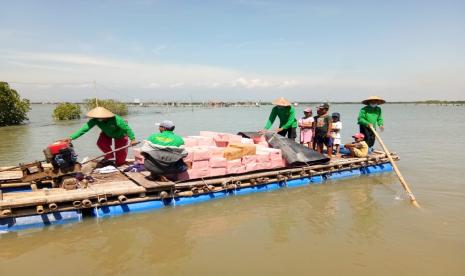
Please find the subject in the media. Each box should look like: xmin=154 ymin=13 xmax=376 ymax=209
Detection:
xmin=226 ymin=159 xmax=242 ymax=169
xmin=245 ymin=163 xmax=260 ymax=172
xmin=187 ymin=136 xmax=215 ymax=146
xmin=199 ymin=131 xmax=219 ymax=137
xmin=183 ymin=137 xmax=198 ymax=147
xmin=258 ymin=148 xmax=282 ymax=160
xmin=257 ymin=141 xmax=270 ymax=148
xmin=207 ymin=146 xmax=224 ymax=158
xmin=252 ymin=135 xmax=266 ymax=144
xmin=214 ymin=140 xmax=229 ymax=147
xmin=183 ymin=150 xmax=194 ymax=163
xmin=210 ymin=157 xmax=228 ymax=168
xmin=270 ymin=159 xmax=285 ymax=168
xmin=178 ymin=168 xmax=211 ymax=180
xmin=192 ymin=147 xmax=210 ymax=161
xmin=192 ymin=160 xmax=210 ymax=169
xmin=241 ymin=155 xmax=258 ymax=165
xmin=228 ymin=134 xmax=243 ymax=144
xmin=227 ymin=165 xmax=246 ymax=174
xmin=241 ymin=138 xmax=254 ymax=144
xmin=259 ymin=162 xmax=271 ymax=170
xmin=210 ymin=167 xmax=227 ymax=177
xmin=255 ymin=151 xmax=271 ymax=163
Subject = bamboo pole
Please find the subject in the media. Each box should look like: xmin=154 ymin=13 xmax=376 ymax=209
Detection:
xmin=369 ymin=125 xmax=420 ymax=207
xmin=81 ymin=142 xmax=140 ymax=165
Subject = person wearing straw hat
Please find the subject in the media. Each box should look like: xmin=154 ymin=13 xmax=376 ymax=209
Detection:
xmin=67 ymin=106 xmax=137 ymax=166
xmin=261 ymin=97 xmax=298 ymax=140
xmin=357 ymin=96 xmax=385 ymax=148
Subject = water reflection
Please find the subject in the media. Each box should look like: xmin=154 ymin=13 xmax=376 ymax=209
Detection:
xmin=0 ymin=125 xmax=31 ymax=163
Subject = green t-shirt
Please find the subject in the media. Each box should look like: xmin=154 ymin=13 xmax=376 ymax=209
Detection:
xmin=70 ymin=115 xmax=135 ymax=140
xmin=357 ymin=106 xmax=384 ymax=128
xmin=146 ymin=131 xmax=184 ymax=147
xmin=264 ymin=106 xmax=298 ymax=130
xmin=314 ymin=114 xmax=332 ymax=137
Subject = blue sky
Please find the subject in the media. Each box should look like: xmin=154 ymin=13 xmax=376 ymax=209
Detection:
xmin=1 ymin=0 xmax=464 ymax=101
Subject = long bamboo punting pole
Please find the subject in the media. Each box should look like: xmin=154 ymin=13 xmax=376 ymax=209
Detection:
xmin=82 ymin=141 xmax=140 ymax=165
xmin=369 ymin=125 xmax=420 ymax=207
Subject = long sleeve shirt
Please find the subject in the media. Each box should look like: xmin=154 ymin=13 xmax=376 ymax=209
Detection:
xmin=70 ymin=115 xmax=136 ymax=140
xmin=357 ymin=106 xmax=384 ymax=128
xmin=264 ymin=106 xmax=298 ymax=130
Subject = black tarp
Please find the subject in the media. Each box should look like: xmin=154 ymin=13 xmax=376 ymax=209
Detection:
xmin=238 ymin=131 xmax=330 ymax=166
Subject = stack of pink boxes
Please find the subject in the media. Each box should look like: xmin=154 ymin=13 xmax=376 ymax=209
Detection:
xmin=179 ymin=131 xmax=286 ymax=181
xmin=132 ymin=131 xmax=287 ymax=181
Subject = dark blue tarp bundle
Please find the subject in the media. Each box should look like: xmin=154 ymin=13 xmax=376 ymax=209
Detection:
xmin=237 ymin=132 xmax=330 ymax=166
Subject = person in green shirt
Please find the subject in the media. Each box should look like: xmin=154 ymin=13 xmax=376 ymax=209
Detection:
xmin=146 ymin=120 xmax=185 ymax=147
xmin=261 ymin=97 xmax=298 ymax=140
xmin=357 ymin=96 xmax=385 ymax=148
xmin=142 ymin=120 xmax=187 ymax=181
xmin=67 ymin=107 xmax=137 ymax=166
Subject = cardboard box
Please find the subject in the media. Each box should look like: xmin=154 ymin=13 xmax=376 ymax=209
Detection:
xmin=229 ymin=143 xmax=256 ymax=156
xmin=223 ymin=147 xmax=243 ymax=160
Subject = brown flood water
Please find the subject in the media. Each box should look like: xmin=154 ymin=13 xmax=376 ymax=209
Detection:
xmin=0 ymin=104 xmax=464 ymax=275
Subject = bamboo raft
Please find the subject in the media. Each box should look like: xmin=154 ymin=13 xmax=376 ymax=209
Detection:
xmin=0 ymin=151 xmax=398 ymax=232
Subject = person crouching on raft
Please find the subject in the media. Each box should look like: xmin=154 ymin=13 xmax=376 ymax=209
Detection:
xmin=344 ymin=133 xmax=369 ymax=158
xmin=357 ymin=96 xmax=385 ymax=148
xmin=67 ymin=107 xmax=137 ymax=166
xmin=261 ymin=97 xmax=298 ymax=140
xmin=141 ymin=120 xmax=187 ymax=181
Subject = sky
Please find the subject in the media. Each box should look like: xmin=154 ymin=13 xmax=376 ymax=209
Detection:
xmin=0 ymin=0 xmax=464 ymax=102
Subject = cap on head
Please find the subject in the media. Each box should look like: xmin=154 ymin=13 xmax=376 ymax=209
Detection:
xmin=159 ymin=120 xmax=175 ymax=130
xmin=362 ymin=96 xmax=386 ymax=105
xmin=352 ymin=133 xmax=365 ymax=139
xmin=272 ymin=97 xmax=291 ymax=106
xmin=304 ymin=107 xmax=312 ymax=113
xmin=331 ymin=112 xmax=340 ymax=119
xmin=317 ymin=103 xmax=330 ymax=110
xmin=86 ymin=107 xmax=115 ymax=119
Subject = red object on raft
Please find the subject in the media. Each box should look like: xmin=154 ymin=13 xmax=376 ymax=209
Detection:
xmin=47 ymin=141 xmax=70 ymax=155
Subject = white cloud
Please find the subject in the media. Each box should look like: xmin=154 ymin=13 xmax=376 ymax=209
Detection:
xmin=231 ymin=77 xmax=272 ymax=89
xmin=2 ymin=49 xmax=462 ymax=101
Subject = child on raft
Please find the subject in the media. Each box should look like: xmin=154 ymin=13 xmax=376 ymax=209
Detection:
xmin=298 ymin=108 xmax=314 ymax=148
xmin=313 ymin=103 xmax=333 ymax=158
xmin=331 ymin=112 xmax=342 ymax=157
xmin=344 ymin=133 xmax=369 ymax=158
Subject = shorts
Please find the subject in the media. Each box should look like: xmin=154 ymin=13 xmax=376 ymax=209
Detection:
xmin=353 ymin=148 xmax=367 ymax=158
xmin=314 ymin=135 xmax=333 ymax=147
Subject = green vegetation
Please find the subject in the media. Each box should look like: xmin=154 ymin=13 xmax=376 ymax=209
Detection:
xmin=0 ymin=82 xmax=31 ymax=126
xmin=84 ymin=98 xmax=128 ymax=116
xmin=52 ymin=103 xmax=81 ymax=120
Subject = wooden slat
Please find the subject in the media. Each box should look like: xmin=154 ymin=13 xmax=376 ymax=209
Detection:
xmin=0 ymin=171 xmax=23 ymax=181
xmin=124 ymin=172 xmax=174 ymax=190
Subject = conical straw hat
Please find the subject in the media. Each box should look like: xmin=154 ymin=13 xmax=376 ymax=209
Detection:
xmin=272 ymin=97 xmax=291 ymax=106
xmin=362 ymin=96 xmax=386 ymax=105
xmin=86 ymin=107 xmax=115 ymax=118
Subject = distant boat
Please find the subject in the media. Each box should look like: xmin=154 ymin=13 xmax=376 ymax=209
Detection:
xmin=293 ymin=102 xmax=299 ymax=107
xmin=255 ymin=102 xmax=260 ymax=107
